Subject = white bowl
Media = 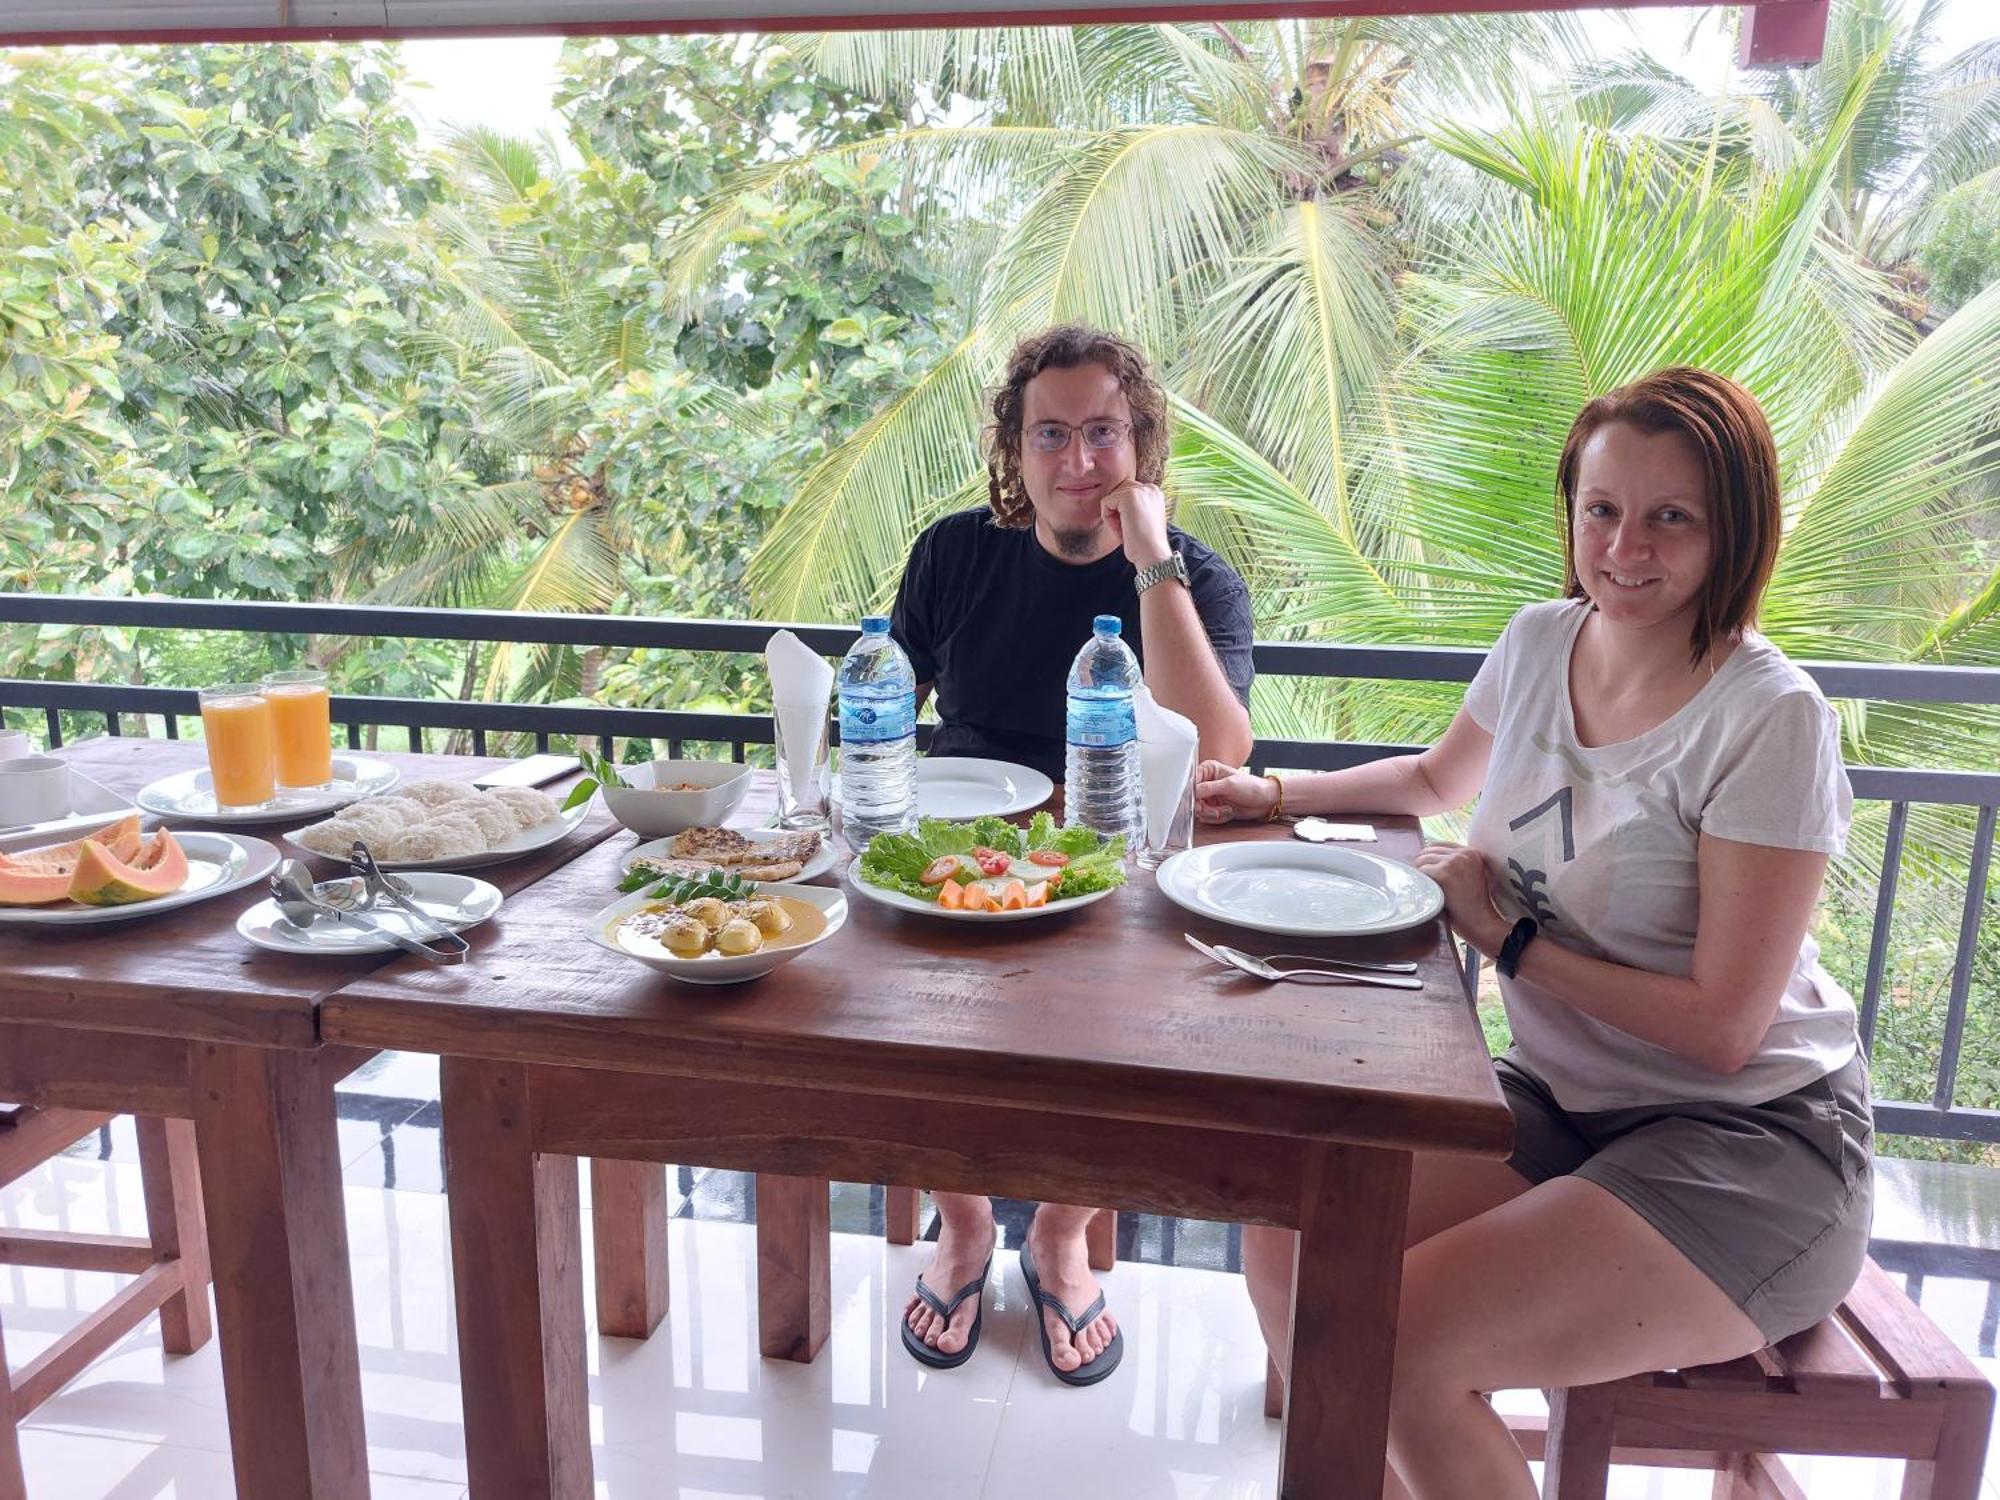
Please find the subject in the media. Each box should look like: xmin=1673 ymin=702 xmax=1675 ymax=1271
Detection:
xmin=588 ymin=881 xmax=847 ymax=986
xmin=597 ymin=759 xmax=754 ymax=837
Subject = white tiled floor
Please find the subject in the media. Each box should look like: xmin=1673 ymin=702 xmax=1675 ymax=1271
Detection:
xmin=3 ymin=1154 xmax=1993 ymax=1499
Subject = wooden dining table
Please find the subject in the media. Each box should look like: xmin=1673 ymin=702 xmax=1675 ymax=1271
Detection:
xmin=319 ymin=773 xmax=1513 ymax=1500
xmin=0 ymin=738 xmax=618 ymax=1500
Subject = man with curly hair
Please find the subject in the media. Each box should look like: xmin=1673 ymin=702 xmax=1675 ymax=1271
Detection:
xmin=889 ymin=324 xmax=1255 ymax=1387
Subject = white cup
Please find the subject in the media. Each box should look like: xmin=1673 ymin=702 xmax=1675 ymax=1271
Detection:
xmin=0 ymin=756 xmax=73 ymax=827
xmin=0 ymin=730 xmax=28 ymax=764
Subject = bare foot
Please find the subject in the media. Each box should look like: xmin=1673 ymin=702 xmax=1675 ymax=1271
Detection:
xmin=903 ymin=1205 xmax=996 ymax=1358
xmin=1026 ymin=1217 xmax=1118 ymax=1374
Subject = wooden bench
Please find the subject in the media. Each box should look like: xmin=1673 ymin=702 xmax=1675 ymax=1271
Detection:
xmin=1 ymin=1105 xmax=212 ymax=1500
xmin=1501 ymin=1257 xmax=1993 ymax=1498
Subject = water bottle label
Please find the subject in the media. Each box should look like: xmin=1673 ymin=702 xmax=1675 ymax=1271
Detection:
xmin=841 ymin=693 xmax=915 ymax=745
xmin=1066 ymin=694 xmax=1136 ymax=748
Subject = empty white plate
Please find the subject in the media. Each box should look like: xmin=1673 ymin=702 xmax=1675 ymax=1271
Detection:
xmin=834 ymin=757 xmax=1054 ymax=823
xmin=237 ymin=871 xmax=503 ymax=954
xmin=1154 ymin=842 xmax=1443 ymax=938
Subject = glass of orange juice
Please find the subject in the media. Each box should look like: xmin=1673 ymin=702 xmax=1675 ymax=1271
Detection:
xmin=262 ymin=669 xmax=334 ymax=789
xmin=200 ymin=684 xmax=277 ymax=809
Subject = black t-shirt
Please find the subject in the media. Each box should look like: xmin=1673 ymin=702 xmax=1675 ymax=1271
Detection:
xmin=889 ymin=507 xmax=1255 ymax=782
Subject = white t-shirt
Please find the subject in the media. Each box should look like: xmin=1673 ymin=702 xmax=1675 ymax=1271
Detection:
xmin=1463 ymin=599 xmax=1857 ymax=1110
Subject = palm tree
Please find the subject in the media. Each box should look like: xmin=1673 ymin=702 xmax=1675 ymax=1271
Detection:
xmin=1573 ymin=0 xmax=2000 ymax=309
xmin=346 ymin=126 xmax=744 ymax=702
xmin=715 ymin=22 xmax=1997 ymax=757
xmin=648 ymin=17 xmax=1582 ymax=622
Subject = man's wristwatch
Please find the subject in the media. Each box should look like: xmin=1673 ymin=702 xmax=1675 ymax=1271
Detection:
xmin=1134 ymin=551 xmax=1190 ymax=597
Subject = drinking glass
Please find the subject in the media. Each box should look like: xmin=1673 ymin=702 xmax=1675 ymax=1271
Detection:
xmin=200 ymin=684 xmax=276 ymax=808
xmin=773 ymin=709 xmax=832 ymax=832
xmin=263 ymin=668 xmax=334 ymax=788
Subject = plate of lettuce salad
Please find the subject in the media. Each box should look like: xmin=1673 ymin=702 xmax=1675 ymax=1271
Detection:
xmin=850 ymin=813 xmax=1126 ymax=921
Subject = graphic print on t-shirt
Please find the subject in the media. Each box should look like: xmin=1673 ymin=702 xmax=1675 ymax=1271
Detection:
xmin=1504 ymin=784 xmax=1572 ymax=928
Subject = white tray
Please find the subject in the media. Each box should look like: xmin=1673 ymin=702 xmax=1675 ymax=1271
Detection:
xmin=0 ymin=768 xmax=137 ymax=848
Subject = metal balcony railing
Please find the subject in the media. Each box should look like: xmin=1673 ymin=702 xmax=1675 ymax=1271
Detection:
xmin=2 ymin=592 xmax=1996 ymax=1143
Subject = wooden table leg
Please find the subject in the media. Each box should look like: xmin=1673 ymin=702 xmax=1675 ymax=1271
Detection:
xmin=1279 ymin=1143 xmax=1413 ymax=1500
xmin=190 ymin=1042 xmax=369 ymax=1500
xmin=135 ymin=1116 xmax=212 ymax=1355
xmin=441 ymin=1058 xmax=590 ymax=1500
xmin=755 ymin=1173 xmax=829 ymax=1363
xmin=1 ymin=1308 xmax=26 ymax=1500
xmin=884 ymin=1185 xmax=922 ymax=1246
xmin=590 ymin=1158 xmax=669 ymax=1339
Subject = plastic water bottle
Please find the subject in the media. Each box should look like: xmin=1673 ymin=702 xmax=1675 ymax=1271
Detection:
xmin=1065 ymin=614 xmax=1143 ymax=844
xmin=837 ymin=616 xmax=918 ymax=845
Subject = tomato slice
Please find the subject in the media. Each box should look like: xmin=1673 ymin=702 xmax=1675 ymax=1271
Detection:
xmin=1027 ymin=850 xmax=1070 ymax=868
xmin=937 ymin=877 xmax=966 ymax=910
xmin=971 ymin=846 xmax=1011 ymax=877
xmin=921 ymin=855 xmax=962 ymax=886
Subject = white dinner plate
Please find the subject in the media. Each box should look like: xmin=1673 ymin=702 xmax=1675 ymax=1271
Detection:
xmin=589 ymin=881 xmax=848 ymax=986
xmin=237 ymin=871 xmax=503 ymax=955
xmin=622 ymin=830 xmax=836 ymax=885
xmin=836 ymin=757 xmax=1056 ymax=821
xmin=137 ymin=756 xmax=400 ymax=823
xmin=843 ymin=853 xmax=1119 ymax=923
xmin=286 ymin=799 xmax=591 ymax=872
xmin=1154 ymin=842 xmax=1443 ymax=938
xmin=0 ymin=832 xmax=281 ymax=927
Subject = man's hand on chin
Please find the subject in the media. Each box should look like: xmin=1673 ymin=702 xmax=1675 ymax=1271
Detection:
xmin=1100 ymin=480 xmax=1172 ymax=571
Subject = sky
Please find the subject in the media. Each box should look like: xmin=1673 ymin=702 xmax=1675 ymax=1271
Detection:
xmin=397 ymin=2 xmax=1998 ymax=151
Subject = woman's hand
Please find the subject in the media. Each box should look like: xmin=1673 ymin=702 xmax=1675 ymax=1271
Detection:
xmin=1412 ymin=841 xmax=1509 ymax=957
xmin=1194 ymin=759 xmax=1276 ymax=824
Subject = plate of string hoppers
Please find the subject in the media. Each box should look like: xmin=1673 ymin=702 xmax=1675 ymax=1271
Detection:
xmin=285 ymin=778 xmax=589 ymax=871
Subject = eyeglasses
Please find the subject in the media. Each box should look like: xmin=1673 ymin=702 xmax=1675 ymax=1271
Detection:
xmin=1025 ymin=419 xmax=1132 ymax=454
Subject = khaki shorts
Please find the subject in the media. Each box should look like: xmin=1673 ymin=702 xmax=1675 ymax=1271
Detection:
xmin=1497 ymin=1051 xmax=1874 ymax=1344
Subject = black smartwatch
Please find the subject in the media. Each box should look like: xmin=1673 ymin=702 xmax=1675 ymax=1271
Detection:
xmin=1495 ymin=917 xmax=1540 ymax=979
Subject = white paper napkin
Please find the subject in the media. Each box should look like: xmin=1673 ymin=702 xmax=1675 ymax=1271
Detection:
xmin=766 ymin=629 xmax=835 ymax=803
xmin=1134 ymin=685 xmax=1198 ymax=849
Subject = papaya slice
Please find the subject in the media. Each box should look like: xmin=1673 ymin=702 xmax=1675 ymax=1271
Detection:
xmin=67 ymin=829 xmax=190 ymax=907
xmin=0 ymin=815 xmax=145 ymax=905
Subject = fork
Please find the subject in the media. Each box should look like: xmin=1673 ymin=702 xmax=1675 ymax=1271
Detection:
xmin=1184 ymin=934 xmax=1423 ymax=990
xmin=1222 ymin=947 xmax=1418 ymax=976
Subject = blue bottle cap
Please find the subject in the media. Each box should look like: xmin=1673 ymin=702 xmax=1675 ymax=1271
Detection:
xmin=1093 ymin=614 xmax=1123 ymax=635
xmin=860 ymin=615 xmax=891 ymax=633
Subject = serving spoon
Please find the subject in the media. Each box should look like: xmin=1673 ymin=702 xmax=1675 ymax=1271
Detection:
xmin=270 ymin=861 xmax=465 ymax=965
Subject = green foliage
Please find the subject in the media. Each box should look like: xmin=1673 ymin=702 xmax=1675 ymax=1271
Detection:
xmin=1921 ymin=180 xmax=2000 ymax=312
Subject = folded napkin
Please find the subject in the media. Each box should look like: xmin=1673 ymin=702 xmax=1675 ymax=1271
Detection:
xmin=1134 ymin=685 xmax=1198 ymax=849
xmin=766 ymin=629 xmax=835 ymax=803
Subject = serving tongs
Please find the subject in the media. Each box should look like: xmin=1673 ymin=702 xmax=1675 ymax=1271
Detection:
xmin=348 ymin=842 xmax=470 ymax=962
xmin=267 ymin=858 xmax=466 ymax=966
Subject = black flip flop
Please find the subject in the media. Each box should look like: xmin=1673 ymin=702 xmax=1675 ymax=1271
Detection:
xmin=1020 ymin=1241 xmax=1124 ymax=1387
xmin=900 ymin=1249 xmax=994 ymax=1370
